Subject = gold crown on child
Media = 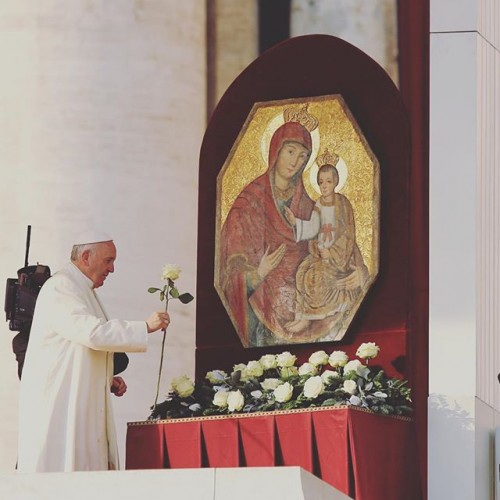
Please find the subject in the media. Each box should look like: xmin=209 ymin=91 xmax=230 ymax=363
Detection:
xmin=317 ymin=148 xmax=340 ymax=167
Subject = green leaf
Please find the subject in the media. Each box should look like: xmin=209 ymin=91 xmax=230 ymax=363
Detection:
xmin=160 ymin=291 xmax=165 ymax=301
xmin=170 ymin=287 xmax=180 ymax=298
xmin=321 ymin=398 xmax=340 ymax=407
xmin=148 ymin=287 xmax=160 ymax=293
xmin=397 ymin=405 xmax=414 ymax=414
xmin=178 ymin=292 xmax=194 ymax=304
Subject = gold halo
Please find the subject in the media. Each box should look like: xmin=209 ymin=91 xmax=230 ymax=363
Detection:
xmin=307 ymin=156 xmax=348 ymax=195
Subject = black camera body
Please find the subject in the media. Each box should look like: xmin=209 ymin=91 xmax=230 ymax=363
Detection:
xmin=5 ymin=264 xmax=51 ymax=331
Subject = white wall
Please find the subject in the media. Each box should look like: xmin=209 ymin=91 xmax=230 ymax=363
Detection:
xmin=429 ymin=0 xmax=500 ymax=498
xmin=0 ymin=0 xmax=205 ymax=473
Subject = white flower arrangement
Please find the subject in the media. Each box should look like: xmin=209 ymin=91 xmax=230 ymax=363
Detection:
xmin=149 ymin=343 xmax=413 ymax=420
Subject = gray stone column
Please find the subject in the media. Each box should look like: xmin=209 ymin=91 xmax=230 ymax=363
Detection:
xmin=291 ymin=0 xmax=399 ymax=86
xmin=207 ymin=0 xmax=258 ymax=113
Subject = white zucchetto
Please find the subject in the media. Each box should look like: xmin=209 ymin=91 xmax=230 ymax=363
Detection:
xmin=73 ymin=230 xmax=113 ymax=246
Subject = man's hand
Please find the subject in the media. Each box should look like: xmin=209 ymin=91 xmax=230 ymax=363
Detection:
xmin=257 ymin=244 xmax=286 ymax=280
xmin=111 ymin=376 xmax=127 ymax=397
xmin=146 ymin=311 xmax=170 ymax=333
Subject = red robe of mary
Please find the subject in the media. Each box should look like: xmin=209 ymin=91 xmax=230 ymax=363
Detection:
xmin=220 ymin=121 xmax=315 ymax=346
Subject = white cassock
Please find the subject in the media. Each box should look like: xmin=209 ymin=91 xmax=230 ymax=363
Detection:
xmin=17 ymin=262 xmax=148 ymax=472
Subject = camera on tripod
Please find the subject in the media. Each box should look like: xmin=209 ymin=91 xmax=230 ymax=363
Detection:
xmin=4 ymin=226 xmax=51 ymax=332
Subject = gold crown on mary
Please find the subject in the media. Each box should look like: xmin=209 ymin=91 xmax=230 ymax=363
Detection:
xmin=283 ymin=104 xmax=319 ymax=132
xmin=317 ymin=148 xmax=340 ymax=167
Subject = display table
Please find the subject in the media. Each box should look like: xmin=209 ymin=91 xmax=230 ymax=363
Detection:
xmin=126 ymin=407 xmax=419 ymax=500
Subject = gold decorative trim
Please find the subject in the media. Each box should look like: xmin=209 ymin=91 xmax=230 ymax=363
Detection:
xmin=128 ymin=406 xmax=413 ymax=427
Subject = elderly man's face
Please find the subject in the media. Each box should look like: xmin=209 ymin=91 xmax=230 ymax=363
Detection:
xmin=84 ymin=241 xmax=116 ymax=288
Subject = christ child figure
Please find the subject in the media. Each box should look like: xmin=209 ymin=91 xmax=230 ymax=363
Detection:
xmin=284 ymin=154 xmax=368 ymax=334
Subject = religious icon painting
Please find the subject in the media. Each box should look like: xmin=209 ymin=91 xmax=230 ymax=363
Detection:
xmin=214 ymin=95 xmax=380 ymax=348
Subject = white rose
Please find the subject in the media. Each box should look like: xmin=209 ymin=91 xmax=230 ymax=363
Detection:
xmin=309 ymin=350 xmax=329 ymax=366
xmin=259 ymin=354 xmax=278 ymax=370
xmin=246 ymin=360 xmax=264 ymax=378
xmin=343 ymin=359 xmax=362 ymax=375
xmin=344 ymin=359 xmax=370 ymax=378
xmin=227 ymin=390 xmax=245 ymax=412
xmin=343 ymin=379 xmax=358 ymax=395
xmin=206 ymin=370 xmax=227 ymax=384
xmin=356 ymin=342 xmax=380 ymax=360
xmin=280 ymin=366 xmax=299 ymax=379
xmin=171 ymin=375 xmax=195 ymax=398
xmin=303 ymin=376 xmax=324 ymax=399
xmin=213 ymin=390 xmax=229 ymax=408
xmin=251 ymin=390 xmax=262 ymax=399
xmin=161 ymin=264 xmax=181 ymax=281
xmin=232 ymin=363 xmax=246 ymax=373
xmin=232 ymin=363 xmax=249 ymax=380
xmin=273 ymin=382 xmax=294 ymax=403
xmin=261 ymin=378 xmax=281 ymax=391
xmin=328 ymin=351 xmax=349 ymax=368
xmin=321 ymin=370 xmax=339 ymax=384
xmin=298 ymin=362 xmax=317 ymax=376
xmin=276 ymin=351 xmax=297 ymax=367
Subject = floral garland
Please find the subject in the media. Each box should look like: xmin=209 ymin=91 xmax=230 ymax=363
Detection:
xmin=148 ymin=342 xmax=412 ymax=420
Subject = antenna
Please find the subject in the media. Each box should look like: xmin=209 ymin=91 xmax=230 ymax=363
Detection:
xmin=24 ymin=225 xmax=31 ymax=268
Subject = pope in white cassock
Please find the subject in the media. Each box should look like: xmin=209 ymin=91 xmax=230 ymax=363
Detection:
xmin=17 ymin=230 xmax=170 ymax=472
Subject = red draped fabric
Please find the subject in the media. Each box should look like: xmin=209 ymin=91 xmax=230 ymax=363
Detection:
xmin=201 ymin=418 xmax=240 ymax=467
xmin=163 ymin=421 xmax=202 ymax=468
xmin=239 ymin=415 xmax=275 ymax=466
xmin=312 ymin=409 xmax=351 ymax=493
xmin=125 ymin=421 xmax=165 ymax=469
xmin=126 ymin=408 xmax=420 ymax=499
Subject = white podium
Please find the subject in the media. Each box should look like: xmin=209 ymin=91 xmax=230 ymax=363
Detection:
xmin=3 ymin=467 xmax=352 ymax=499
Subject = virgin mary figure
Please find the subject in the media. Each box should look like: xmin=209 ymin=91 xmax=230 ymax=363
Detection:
xmin=219 ymin=105 xmax=318 ymax=347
